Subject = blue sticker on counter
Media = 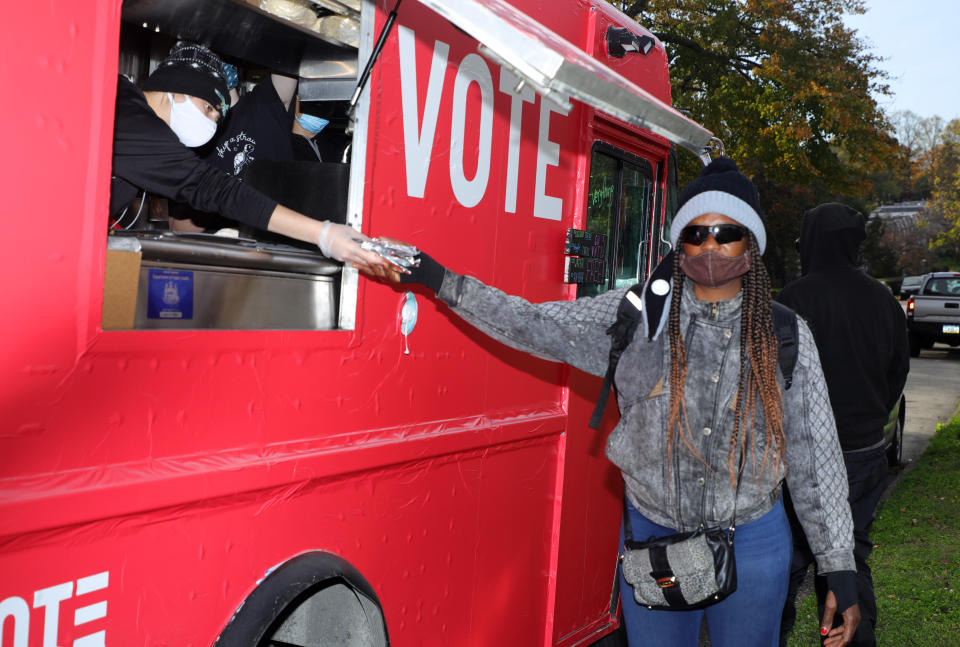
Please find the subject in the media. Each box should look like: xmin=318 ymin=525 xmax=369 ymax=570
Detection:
xmin=147 ymin=269 xmax=194 ymax=319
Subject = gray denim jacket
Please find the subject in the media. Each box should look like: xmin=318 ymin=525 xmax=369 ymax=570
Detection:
xmin=437 ymin=272 xmax=855 ymax=575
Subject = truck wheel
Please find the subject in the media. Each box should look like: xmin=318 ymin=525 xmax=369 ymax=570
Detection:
xmin=215 ymin=551 xmax=389 ymax=647
xmin=909 ymin=332 xmax=923 ymax=357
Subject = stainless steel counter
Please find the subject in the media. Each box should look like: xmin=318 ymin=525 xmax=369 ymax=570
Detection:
xmin=107 ymin=232 xmax=341 ymax=330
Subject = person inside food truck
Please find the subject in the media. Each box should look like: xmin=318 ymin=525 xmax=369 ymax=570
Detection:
xmin=109 ymin=41 xmax=385 ymax=272
xmin=290 ymin=100 xmax=331 ymax=162
xmin=199 ymin=63 xmax=301 ymax=180
xmin=208 ymin=67 xmax=330 ymax=166
xmin=167 ymin=62 xmax=303 ymax=232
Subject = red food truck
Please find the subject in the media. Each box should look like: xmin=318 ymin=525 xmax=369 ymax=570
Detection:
xmin=0 ymin=0 xmax=712 ymax=645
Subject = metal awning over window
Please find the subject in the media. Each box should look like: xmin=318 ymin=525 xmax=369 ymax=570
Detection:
xmin=416 ymin=0 xmax=713 ymax=157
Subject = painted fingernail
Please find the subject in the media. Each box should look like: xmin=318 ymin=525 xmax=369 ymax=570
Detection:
xmin=820 ymin=626 xmax=829 ymax=636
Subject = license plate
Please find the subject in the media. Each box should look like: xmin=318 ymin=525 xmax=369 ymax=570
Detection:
xmin=944 ymin=324 xmax=960 ymax=334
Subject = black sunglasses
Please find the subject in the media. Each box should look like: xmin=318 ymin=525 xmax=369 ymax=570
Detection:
xmin=680 ymin=224 xmax=749 ymax=246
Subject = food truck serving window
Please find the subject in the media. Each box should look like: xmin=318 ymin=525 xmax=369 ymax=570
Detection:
xmin=414 ymin=0 xmax=713 ymax=156
xmin=102 ymin=0 xmax=372 ymax=332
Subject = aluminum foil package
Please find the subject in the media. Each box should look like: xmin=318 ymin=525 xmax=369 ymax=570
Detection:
xmin=361 ymin=238 xmax=421 ymax=271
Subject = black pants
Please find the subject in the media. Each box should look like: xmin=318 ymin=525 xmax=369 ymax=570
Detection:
xmin=779 ymin=446 xmax=890 ymax=647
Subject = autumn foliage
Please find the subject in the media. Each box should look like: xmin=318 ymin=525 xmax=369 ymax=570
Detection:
xmin=617 ymin=0 xmax=906 ymax=283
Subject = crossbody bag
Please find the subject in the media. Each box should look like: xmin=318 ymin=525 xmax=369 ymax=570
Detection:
xmin=619 ymin=453 xmax=743 ymax=610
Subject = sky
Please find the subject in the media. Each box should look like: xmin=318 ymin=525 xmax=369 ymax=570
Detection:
xmin=842 ymin=0 xmax=959 ymax=122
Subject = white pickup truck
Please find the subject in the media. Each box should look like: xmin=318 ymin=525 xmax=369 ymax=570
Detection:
xmin=906 ymin=272 xmax=960 ymax=356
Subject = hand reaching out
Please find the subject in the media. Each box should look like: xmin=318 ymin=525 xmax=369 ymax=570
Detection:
xmin=317 ymin=221 xmax=390 ymax=274
xmin=355 ymin=236 xmax=417 ymax=283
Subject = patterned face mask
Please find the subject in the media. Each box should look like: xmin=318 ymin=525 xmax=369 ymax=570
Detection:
xmin=679 ymin=250 xmax=750 ymax=288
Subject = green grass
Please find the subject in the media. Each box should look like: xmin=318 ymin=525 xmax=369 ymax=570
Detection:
xmin=786 ymin=413 xmax=960 ymax=646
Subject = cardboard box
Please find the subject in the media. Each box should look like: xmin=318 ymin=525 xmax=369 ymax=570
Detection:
xmin=102 ymin=249 xmax=142 ymax=330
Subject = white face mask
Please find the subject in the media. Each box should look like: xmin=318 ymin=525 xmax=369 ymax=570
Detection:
xmin=167 ymin=93 xmax=217 ymax=147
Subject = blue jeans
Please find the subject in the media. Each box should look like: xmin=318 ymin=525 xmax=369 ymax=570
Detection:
xmin=619 ymin=496 xmax=792 ymax=647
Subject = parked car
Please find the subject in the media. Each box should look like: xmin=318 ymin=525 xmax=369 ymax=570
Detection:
xmin=906 ymin=271 xmax=960 ymax=356
xmin=899 ymin=274 xmax=925 ymax=299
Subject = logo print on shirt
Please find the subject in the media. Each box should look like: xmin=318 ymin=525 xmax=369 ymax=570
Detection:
xmin=215 ymin=131 xmax=256 ymax=176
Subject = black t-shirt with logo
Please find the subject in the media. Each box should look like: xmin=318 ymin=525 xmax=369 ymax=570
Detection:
xmin=199 ymin=79 xmax=295 ymax=178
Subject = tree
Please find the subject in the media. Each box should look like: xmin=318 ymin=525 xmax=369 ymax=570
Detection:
xmin=925 ymin=119 xmax=960 ymax=262
xmin=889 ymin=110 xmax=944 ymax=162
xmin=860 ymin=215 xmax=898 ymax=277
xmin=889 ymin=111 xmax=949 ymax=198
xmin=614 ymin=0 xmax=903 ymax=285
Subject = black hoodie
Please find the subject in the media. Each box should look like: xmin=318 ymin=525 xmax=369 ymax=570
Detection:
xmin=776 ymin=203 xmax=909 ymax=451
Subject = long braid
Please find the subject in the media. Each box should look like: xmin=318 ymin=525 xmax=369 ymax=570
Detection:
xmin=728 ymin=235 xmax=785 ymax=487
xmin=729 ymin=274 xmax=751 ymax=482
xmin=668 ymin=235 xmax=786 ymax=489
xmin=666 ymin=252 xmax=706 ymax=472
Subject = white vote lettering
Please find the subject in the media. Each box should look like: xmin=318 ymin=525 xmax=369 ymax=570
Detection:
xmin=0 ymin=571 xmax=109 ymax=647
xmin=397 ymin=26 xmax=564 ymax=216
xmin=534 ymin=99 xmax=563 ymax=220
xmin=398 ymin=25 xmax=449 ymax=199
xmin=499 ymin=69 xmax=536 ymax=214
xmin=450 ymin=53 xmax=494 ymax=208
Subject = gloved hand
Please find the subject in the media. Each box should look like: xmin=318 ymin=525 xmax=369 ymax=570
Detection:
xmin=821 ymin=572 xmax=860 ymax=646
xmin=316 ymin=221 xmax=387 ymax=273
xmin=351 ymin=238 xmax=446 ymax=290
xmin=400 ymin=250 xmax=446 ymax=294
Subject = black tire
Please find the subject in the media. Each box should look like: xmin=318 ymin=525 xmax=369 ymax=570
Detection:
xmin=909 ymin=332 xmax=923 ymax=357
xmin=214 ymin=551 xmax=389 ymax=647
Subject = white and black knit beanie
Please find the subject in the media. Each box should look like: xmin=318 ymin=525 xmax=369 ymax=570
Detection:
xmin=143 ymin=42 xmax=231 ymax=117
xmin=669 ymin=157 xmax=766 ymax=253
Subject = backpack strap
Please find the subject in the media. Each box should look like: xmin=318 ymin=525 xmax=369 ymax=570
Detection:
xmin=589 ymin=251 xmax=675 ymax=430
xmin=771 ymin=301 xmax=799 ymax=390
xmin=589 ymin=283 xmax=645 ymax=429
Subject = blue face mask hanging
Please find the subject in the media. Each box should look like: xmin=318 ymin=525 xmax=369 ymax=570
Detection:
xmin=296 ymin=114 xmax=330 ymax=134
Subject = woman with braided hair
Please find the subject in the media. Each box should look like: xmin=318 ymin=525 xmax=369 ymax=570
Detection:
xmin=369 ymin=157 xmax=859 ymax=646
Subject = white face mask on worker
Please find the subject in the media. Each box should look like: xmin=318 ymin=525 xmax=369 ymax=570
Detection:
xmin=167 ymin=93 xmax=217 ymax=147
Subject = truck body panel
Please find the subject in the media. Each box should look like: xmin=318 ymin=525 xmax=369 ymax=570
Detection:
xmin=0 ymin=1 xmax=705 ymax=644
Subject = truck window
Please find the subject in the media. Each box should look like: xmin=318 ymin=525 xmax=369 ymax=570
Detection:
xmin=925 ymin=277 xmax=960 ymax=296
xmin=102 ymin=0 xmax=369 ymax=332
xmin=578 ymin=144 xmax=655 ymax=297
xmin=662 ymin=146 xmax=680 ymax=258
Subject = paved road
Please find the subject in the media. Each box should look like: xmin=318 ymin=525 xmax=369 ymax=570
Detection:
xmin=899 ymin=342 xmax=960 ymax=467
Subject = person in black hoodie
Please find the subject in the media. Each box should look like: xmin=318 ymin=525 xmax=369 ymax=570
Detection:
xmin=776 ymin=203 xmax=909 ymax=647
